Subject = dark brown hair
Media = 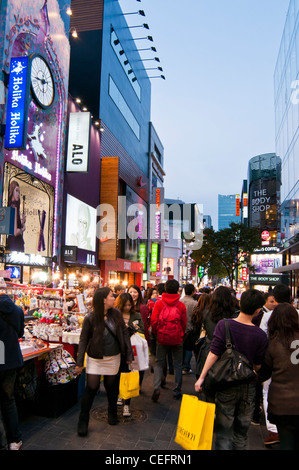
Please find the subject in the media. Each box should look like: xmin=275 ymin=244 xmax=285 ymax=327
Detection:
xmin=115 ymin=292 xmax=135 ymax=313
xmin=268 ymin=303 xmax=299 ymax=349
xmin=192 ymin=293 xmax=211 ymax=326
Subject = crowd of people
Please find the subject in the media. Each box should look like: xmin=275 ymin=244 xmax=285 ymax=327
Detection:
xmin=1 ymin=279 xmax=299 ymax=450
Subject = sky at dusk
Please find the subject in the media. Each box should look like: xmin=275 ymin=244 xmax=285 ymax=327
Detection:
xmin=119 ymin=0 xmax=290 ymax=229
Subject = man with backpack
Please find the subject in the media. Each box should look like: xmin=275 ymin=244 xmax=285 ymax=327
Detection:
xmin=150 ymin=279 xmax=187 ymax=402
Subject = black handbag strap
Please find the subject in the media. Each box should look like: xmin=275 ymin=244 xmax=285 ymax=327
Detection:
xmin=224 ymin=319 xmax=233 ymax=350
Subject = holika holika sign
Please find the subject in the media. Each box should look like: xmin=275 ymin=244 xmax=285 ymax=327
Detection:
xmin=4 ymin=57 xmax=30 ymax=149
xmin=66 ymin=112 xmax=91 ymax=173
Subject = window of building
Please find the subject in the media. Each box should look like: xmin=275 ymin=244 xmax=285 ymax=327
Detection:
xmin=108 ymin=75 xmax=140 ymax=140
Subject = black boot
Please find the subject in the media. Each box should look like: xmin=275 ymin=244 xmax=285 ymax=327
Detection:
xmin=77 ymin=412 xmax=89 ymax=436
xmin=108 ymin=406 xmax=119 ymax=425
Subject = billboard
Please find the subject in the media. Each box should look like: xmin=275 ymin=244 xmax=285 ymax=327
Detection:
xmin=3 ymin=164 xmax=54 ymax=257
xmin=65 ymin=194 xmax=96 ymax=252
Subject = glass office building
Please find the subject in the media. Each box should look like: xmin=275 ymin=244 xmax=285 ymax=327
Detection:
xmin=218 ymin=194 xmax=241 ymax=230
xmin=273 ymin=0 xmax=299 ymax=293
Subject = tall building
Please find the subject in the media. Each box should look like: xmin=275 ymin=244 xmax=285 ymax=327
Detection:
xmin=218 ymin=194 xmax=241 ymax=230
xmin=273 ymin=0 xmax=299 ymax=295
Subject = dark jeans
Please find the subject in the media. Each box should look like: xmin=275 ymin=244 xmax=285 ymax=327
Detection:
xmin=271 ymin=415 xmax=299 ymax=450
xmin=0 ymin=369 xmax=22 ymax=445
xmin=214 ymin=383 xmax=256 ymax=450
xmin=154 ymin=343 xmax=183 ymax=395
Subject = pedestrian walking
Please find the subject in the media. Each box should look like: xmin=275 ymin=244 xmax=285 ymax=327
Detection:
xmin=259 ymin=284 xmax=298 ymax=445
xmin=0 ymin=293 xmax=24 ymax=450
xmin=75 ymin=288 xmax=133 ymax=434
xmin=128 ymin=285 xmax=150 ymax=347
xmin=195 ymin=289 xmax=268 ymax=450
xmin=259 ymin=303 xmax=299 ymax=450
xmin=150 ymin=279 xmax=187 ymax=402
xmin=195 ymin=286 xmax=236 ymax=378
xmin=114 ymin=292 xmax=145 ymax=417
xmin=180 ymin=284 xmax=197 ymax=374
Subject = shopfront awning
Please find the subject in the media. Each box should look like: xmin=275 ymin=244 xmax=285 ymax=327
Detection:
xmin=273 ymin=262 xmax=299 ymax=273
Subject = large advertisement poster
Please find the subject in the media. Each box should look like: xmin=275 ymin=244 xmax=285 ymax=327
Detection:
xmin=249 ymin=178 xmax=278 ymax=231
xmin=65 ymin=194 xmax=97 ymax=252
xmin=3 ymin=163 xmax=54 ymax=257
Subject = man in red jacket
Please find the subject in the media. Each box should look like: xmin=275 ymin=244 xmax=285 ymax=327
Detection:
xmin=150 ymin=279 xmax=187 ymax=402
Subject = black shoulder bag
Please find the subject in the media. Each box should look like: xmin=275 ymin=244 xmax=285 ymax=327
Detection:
xmin=203 ymin=319 xmax=256 ymax=394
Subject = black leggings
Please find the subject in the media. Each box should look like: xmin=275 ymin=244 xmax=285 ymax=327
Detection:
xmin=80 ymin=373 xmax=120 ymax=416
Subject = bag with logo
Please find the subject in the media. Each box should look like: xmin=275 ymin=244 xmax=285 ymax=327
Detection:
xmin=156 ymin=301 xmax=183 ymax=346
xmin=175 ymin=394 xmax=215 ymax=450
xmin=130 ymin=333 xmax=149 ymax=371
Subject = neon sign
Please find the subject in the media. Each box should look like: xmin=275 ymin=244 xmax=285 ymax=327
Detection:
xmin=5 ymin=57 xmax=30 ymax=149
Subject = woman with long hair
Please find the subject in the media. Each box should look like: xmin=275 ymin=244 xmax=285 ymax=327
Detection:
xmin=260 ymin=303 xmax=299 ymax=450
xmin=195 ymin=286 xmax=236 ymax=378
xmin=7 ymin=180 xmax=26 ymax=252
xmin=75 ymin=288 xmax=133 ymax=434
xmin=115 ymin=293 xmax=145 ymax=417
xmin=128 ymin=284 xmax=150 ymax=346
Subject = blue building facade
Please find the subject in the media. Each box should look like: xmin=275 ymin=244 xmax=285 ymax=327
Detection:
xmin=218 ymin=194 xmax=241 ymax=230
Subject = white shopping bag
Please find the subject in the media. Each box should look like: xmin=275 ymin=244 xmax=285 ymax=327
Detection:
xmin=130 ymin=333 xmax=149 ymax=371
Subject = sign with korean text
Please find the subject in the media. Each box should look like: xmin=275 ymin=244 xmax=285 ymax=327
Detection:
xmin=5 ymin=57 xmax=30 ymax=149
xmin=150 ymin=243 xmax=158 ymax=272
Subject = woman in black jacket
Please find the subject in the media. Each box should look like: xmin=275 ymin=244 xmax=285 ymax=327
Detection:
xmin=75 ymin=287 xmax=133 ymax=434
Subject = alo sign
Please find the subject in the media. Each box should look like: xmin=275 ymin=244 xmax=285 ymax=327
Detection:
xmin=5 ymin=56 xmax=30 ymax=150
xmin=66 ymin=112 xmax=91 ymax=173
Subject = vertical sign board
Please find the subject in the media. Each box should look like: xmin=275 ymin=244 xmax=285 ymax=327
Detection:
xmin=151 ymin=243 xmax=158 ymax=272
xmin=66 ymin=112 xmax=91 ymax=172
xmin=4 ymin=56 xmax=30 ymax=150
xmin=139 ymin=242 xmax=147 ymax=272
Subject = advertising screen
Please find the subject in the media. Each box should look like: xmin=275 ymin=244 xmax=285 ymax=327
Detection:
xmin=65 ymin=194 xmax=96 ymax=252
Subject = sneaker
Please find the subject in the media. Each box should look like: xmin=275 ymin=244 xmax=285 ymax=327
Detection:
xmin=151 ymin=389 xmax=160 ymax=402
xmin=123 ymin=405 xmax=131 ymax=417
xmin=264 ymin=432 xmax=280 ymax=445
xmin=9 ymin=441 xmax=22 ymax=450
xmin=117 ymin=397 xmax=123 ymax=406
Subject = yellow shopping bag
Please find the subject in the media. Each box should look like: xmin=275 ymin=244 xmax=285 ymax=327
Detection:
xmin=118 ymin=371 xmax=140 ymax=400
xmin=175 ymin=394 xmax=215 ymax=450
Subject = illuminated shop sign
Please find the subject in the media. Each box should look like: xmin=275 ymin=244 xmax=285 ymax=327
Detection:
xmin=139 ymin=243 xmax=147 ymax=272
xmin=6 ymin=252 xmax=51 ymax=266
xmin=66 ymin=112 xmax=91 ymax=173
xmin=5 ymin=57 xmax=30 ymax=150
xmin=151 ymin=243 xmax=158 ymax=272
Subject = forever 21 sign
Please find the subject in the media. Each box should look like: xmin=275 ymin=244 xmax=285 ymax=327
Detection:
xmin=66 ymin=112 xmax=91 ymax=173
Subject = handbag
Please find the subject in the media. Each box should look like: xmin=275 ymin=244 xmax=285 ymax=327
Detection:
xmin=203 ymin=319 xmax=256 ymax=394
xmin=175 ymin=394 xmax=215 ymax=450
xmin=118 ymin=370 xmax=140 ymax=400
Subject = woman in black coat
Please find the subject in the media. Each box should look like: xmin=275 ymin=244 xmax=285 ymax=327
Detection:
xmin=76 ymin=287 xmax=133 ymax=433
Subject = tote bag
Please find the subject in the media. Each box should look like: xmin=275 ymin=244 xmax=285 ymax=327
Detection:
xmin=175 ymin=394 xmax=215 ymax=450
xmin=118 ymin=371 xmax=140 ymax=400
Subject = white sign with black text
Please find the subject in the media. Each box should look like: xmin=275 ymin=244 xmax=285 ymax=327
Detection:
xmin=66 ymin=112 xmax=91 ymax=173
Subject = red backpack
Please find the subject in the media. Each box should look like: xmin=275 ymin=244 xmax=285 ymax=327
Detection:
xmin=156 ymin=301 xmax=183 ymax=346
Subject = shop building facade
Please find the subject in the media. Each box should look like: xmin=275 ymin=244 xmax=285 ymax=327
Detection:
xmin=0 ymin=0 xmax=71 ymax=284
xmin=273 ymin=0 xmax=299 ymax=296
xmin=68 ymin=0 xmax=164 ymax=287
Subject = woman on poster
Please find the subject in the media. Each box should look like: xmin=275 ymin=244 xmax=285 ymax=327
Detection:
xmin=6 ymin=180 xmax=26 ymax=253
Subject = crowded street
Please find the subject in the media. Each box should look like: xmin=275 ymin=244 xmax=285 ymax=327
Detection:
xmin=0 ymin=0 xmax=299 ymax=455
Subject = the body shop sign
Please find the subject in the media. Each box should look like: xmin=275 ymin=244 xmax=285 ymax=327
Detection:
xmin=4 ymin=57 xmax=30 ymax=150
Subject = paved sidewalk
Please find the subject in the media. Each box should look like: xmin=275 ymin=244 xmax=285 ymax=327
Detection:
xmin=17 ymin=366 xmax=279 ymax=451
